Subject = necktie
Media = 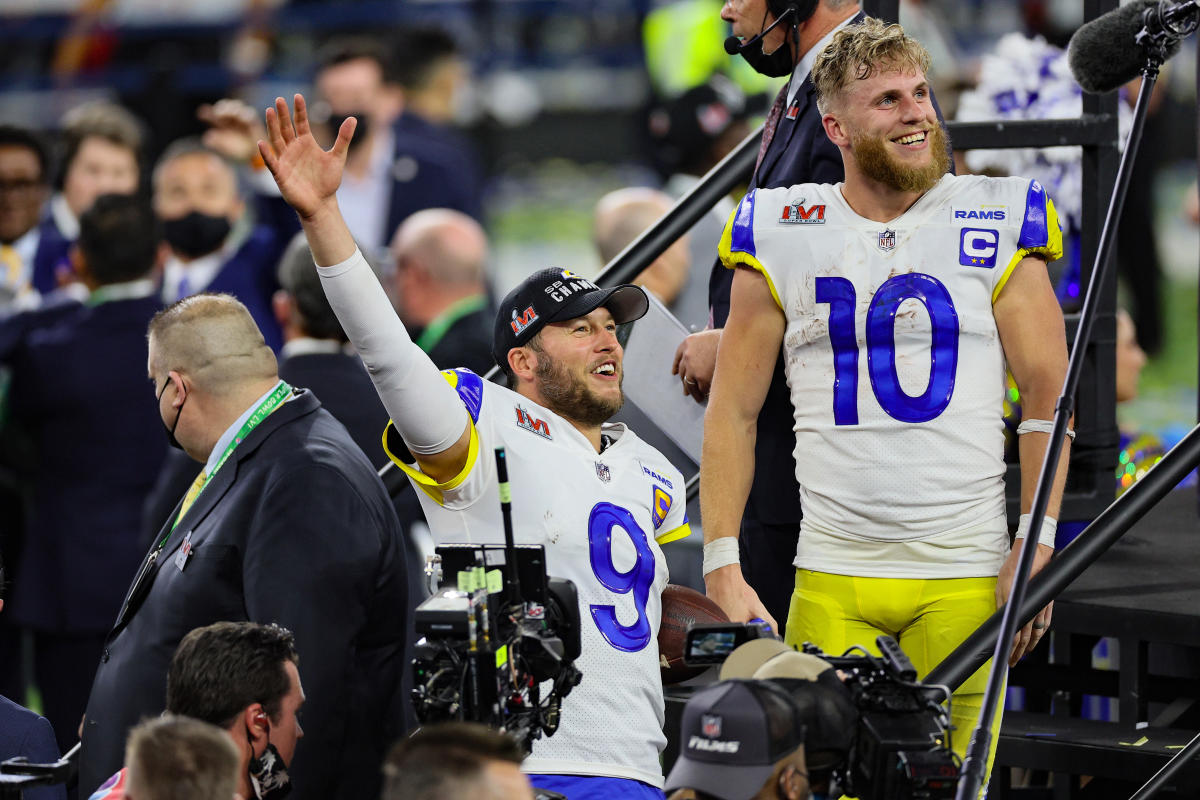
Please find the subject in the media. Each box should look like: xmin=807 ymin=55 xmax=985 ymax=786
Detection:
xmin=0 ymin=244 xmax=23 ymax=291
xmin=176 ymin=273 xmax=192 ymax=302
xmin=756 ymin=84 xmax=789 ymax=173
xmin=177 ymin=470 xmax=207 ymax=523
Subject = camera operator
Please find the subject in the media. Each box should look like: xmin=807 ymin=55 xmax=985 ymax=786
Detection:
xmin=122 ymin=716 xmax=240 ymax=800
xmin=88 ymin=622 xmax=304 ymax=800
xmin=258 ymin=96 xmax=691 ymax=800
xmin=382 ymin=723 xmax=534 ymax=800
xmin=664 ymin=680 xmax=810 ymax=800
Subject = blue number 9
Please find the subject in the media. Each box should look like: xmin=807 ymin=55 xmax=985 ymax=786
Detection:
xmin=588 ymin=502 xmax=655 ymax=652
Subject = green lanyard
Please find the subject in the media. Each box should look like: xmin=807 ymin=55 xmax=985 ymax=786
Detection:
xmin=160 ymin=381 xmax=292 ymax=543
xmin=414 ymin=294 xmax=487 ymax=354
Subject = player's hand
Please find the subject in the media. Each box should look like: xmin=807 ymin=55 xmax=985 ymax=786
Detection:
xmin=997 ymin=539 xmax=1054 ymax=666
xmin=258 ymin=94 xmax=355 ymax=221
xmin=705 ymin=564 xmax=779 ymax=635
xmin=672 ymin=328 xmax=721 ymax=403
xmin=200 ymin=98 xmax=266 ymax=164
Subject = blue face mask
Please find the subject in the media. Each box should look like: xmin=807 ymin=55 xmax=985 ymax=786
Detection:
xmin=157 ymin=376 xmax=185 ymax=450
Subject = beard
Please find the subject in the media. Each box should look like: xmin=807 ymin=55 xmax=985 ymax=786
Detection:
xmin=851 ymin=120 xmax=950 ymax=194
xmin=534 ymin=355 xmax=623 ymax=428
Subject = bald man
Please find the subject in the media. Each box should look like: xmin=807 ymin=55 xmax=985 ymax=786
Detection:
xmin=389 ymin=208 xmax=493 ymax=374
xmin=593 ymin=188 xmax=701 ymax=329
xmin=79 ymin=294 xmax=409 ymax=800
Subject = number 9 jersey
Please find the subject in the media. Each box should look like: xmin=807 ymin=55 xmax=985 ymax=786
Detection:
xmin=383 ymin=368 xmax=691 ymax=787
xmin=718 ymin=174 xmax=1063 ymax=580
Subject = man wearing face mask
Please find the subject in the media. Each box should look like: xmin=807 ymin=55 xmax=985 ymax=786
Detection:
xmin=313 ymin=36 xmax=482 ymax=257
xmin=78 ymin=293 xmax=409 ymax=800
xmin=672 ymin=0 xmax=953 ymax=632
xmin=153 ymin=138 xmax=285 ymax=351
xmin=87 ymin=621 xmax=304 ymax=800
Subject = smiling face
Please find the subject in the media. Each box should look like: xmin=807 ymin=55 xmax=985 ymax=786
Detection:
xmin=526 ymin=306 xmax=624 ymax=427
xmin=827 ymin=67 xmax=948 ymax=194
xmin=63 ymin=136 xmax=139 ymax=218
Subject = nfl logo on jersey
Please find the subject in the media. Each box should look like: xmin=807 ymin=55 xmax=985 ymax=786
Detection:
xmin=595 ymin=461 xmax=611 ymax=482
xmin=877 ymin=229 xmax=897 ymax=251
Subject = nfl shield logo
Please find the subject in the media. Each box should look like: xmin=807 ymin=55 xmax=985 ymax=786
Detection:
xmin=595 ymin=462 xmax=611 ymax=483
xmin=877 ymin=229 xmax=896 ymax=251
xmin=701 ymin=714 xmax=722 ymax=738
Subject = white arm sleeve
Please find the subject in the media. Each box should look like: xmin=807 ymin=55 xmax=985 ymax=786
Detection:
xmin=315 ymin=248 xmax=468 ymax=455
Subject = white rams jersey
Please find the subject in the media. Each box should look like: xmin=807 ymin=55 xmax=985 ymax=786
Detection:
xmin=385 ymin=369 xmax=690 ymax=787
xmin=719 ymin=174 xmax=1063 ymax=578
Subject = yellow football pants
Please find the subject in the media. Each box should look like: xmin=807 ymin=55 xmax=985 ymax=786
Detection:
xmin=784 ymin=569 xmax=1002 ymax=791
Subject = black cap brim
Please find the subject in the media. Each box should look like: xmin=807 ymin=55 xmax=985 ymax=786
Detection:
xmin=544 ymin=283 xmax=649 ymax=327
xmin=664 ymin=747 xmax=798 ymax=800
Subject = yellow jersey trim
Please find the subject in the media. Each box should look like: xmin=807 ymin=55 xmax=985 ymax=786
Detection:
xmin=382 ymin=418 xmax=480 ymax=506
xmin=655 ymin=522 xmax=693 ymax=545
xmin=993 ymin=196 xmax=1064 ymax=304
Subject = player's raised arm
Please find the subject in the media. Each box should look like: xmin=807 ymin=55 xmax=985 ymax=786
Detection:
xmin=259 ymin=94 xmax=470 ymax=482
xmin=700 ymin=266 xmax=784 ymax=631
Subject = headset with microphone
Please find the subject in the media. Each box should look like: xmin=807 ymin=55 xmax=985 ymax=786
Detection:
xmin=723 ymin=0 xmax=819 ymax=55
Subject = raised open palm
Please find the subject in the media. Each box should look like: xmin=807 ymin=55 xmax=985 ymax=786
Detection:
xmin=258 ymin=94 xmax=356 ymax=220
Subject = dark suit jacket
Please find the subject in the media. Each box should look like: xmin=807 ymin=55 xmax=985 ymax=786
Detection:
xmin=79 ymin=390 xmax=409 ymax=800
xmin=0 ymin=694 xmax=66 ymax=800
xmin=205 ymin=226 xmax=286 ymax=352
xmin=30 ymin=215 xmax=73 ymax=297
xmin=278 ymin=349 xmax=389 ymax=468
xmin=0 ymin=294 xmax=166 ymax=633
xmin=385 ymin=112 xmax=484 ymax=237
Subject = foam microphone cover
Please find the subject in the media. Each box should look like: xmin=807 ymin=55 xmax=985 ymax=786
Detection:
xmin=1068 ymin=0 xmax=1182 ymax=93
xmin=724 ymin=35 xmax=743 ymax=55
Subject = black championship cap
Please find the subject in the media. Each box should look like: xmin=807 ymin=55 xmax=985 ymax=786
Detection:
xmin=491 ymin=268 xmax=648 ymax=369
xmin=664 ymin=679 xmax=805 ymax=800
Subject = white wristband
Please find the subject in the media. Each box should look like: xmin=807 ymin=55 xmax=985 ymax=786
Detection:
xmin=1016 ymin=418 xmax=1075 ymax=441
xmin=702 ymin=537 xmax=741 ymax=576
xmin=1014 ymin=513 xmax=1058 ymax=549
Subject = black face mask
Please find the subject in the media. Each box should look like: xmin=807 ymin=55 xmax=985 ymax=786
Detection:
xmin=739 ymin=27 xmax=798 ymax=77
xmin=248 ymin=740 xmax=292 ymax=800
xmin=328 ymin=110 xmax=370 ymax=154
xmin=162 ymin=211 xmax=232 ymax=259
xmin=157 ymin=376 xmax=185 ymax=450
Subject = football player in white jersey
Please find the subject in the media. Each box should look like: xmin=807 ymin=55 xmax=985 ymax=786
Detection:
xmin=700 ymin=18 xmax=1069 ymax=776
xmin=256 ymin=95 xmax=690 ymax=800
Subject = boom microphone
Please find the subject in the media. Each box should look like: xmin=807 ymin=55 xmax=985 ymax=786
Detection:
xmin=1067 ymin=0 xmax=1196 ymax=93
xmin=724 ymin=6 xmax=796 ymax=55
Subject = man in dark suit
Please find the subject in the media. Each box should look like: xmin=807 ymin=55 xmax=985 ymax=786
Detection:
xmin=153 ymin=139 xmax=285 ymax=351
xmin=0 ymin=555 xmax=67 ymax=800
xmin=675 ymin=0 xmax=949 ymax=629
xmin=79 ymin=293 xmax=409 ymax=800
xmin=0 ymin=194 xmax=166 ymax=753
xmin=0 ymin=126 xmax=53 ymax=310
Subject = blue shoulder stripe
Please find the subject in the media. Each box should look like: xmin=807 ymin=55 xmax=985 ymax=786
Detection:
xmin=730 ymin=189 xmax=758 ymax=257
xmin=442 ymin=368 xmax=485 ymax=423
xmin=1018 ymin=179 xmax=1050 ymax=250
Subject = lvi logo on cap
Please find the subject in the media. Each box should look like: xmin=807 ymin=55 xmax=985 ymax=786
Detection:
xmin=510 ymin=306 xmax=538 ymax=335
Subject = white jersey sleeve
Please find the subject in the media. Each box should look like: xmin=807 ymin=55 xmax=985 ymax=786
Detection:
xmin=718 ymin=175 xmax=1063 ymax=578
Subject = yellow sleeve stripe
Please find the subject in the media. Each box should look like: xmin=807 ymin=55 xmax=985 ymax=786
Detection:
xmin=993 ymin=196 xmax=1064 ymax=304
xmin=382 ymin=419 xmax=480 ymax=507
xmin=655 ymin=522 xmax=693 ymax=545
xmin=723 ymin=252 xmax=784 ymax=312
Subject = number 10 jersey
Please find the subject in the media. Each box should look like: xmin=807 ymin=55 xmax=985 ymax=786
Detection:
xmin=718 ymin=174 xmax=1062 ymax=579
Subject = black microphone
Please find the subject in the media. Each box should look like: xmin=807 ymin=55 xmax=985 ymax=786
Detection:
xmin=1067 ymin=0 xmax=1195 ymax=93
xmin=724 ymin=6 xmax=796 ymax=55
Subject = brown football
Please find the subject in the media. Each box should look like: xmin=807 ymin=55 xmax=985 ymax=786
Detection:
xmin=659 ymin=583 xmax=730 ymax=685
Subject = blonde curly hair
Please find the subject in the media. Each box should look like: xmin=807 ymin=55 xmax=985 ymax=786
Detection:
xmin=812 ymin=17 xmax=932 ymax=114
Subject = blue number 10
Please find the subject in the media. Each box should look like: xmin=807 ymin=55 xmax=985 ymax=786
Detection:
xmin=815 ymin=273 xmax=959 ymax=425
